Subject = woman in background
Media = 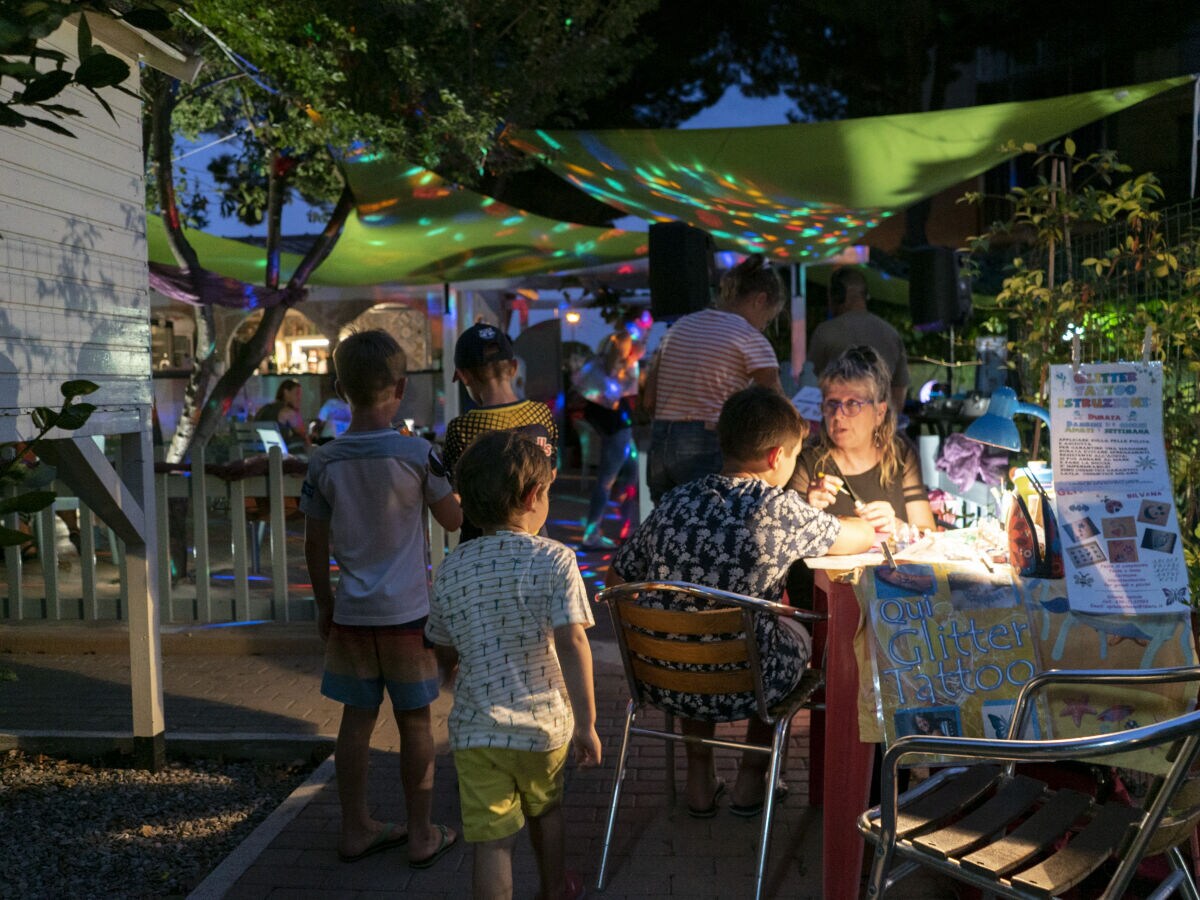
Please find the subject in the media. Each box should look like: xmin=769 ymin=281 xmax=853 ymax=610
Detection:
xmin=255 ymin=378 xmax=310 ymax=452
xmin=577 ymin=328 xmax=642 ymax=549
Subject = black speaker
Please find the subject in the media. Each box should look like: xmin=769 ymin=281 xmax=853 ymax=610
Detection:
xmin=909 ymin=246 xmax=972 ymax=332
xmin=649 ymin=221 xmax=716 ymax=319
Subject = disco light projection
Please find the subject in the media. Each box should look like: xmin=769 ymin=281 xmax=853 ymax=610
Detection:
xmin=148 ymin=160 xmax=647 ymax=288
xmin=503 ymin=77 xmax=1191 ymax=262
xmin=506 ymin=130 xmax=889 ymax=261
xmin=145 ymin=77 xmax=1186 ymax=285
xmin=322 ymin=148 xmax=648 ymax=285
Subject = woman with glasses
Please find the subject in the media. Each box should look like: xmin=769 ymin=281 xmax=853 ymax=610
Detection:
xmin=789 ymin=346 xmax=934 ymax=536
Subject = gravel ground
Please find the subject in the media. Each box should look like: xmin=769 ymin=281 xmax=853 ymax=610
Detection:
xmin=0 ymin=749 xmax=317 ymax=899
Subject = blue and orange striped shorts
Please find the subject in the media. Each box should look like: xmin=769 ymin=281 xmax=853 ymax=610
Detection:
xmin=320 ymin=619 xmax=439 ymax=710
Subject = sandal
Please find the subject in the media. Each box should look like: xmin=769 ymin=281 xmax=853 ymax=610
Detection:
xmin=409 ymin=823 xmax=458 ymax=869
xmin=730 ymin=781 xmax=789 ymax=818
xmin=338 ymin=822 xmax=408 ymax=863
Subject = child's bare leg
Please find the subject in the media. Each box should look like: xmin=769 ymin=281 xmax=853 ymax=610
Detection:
xmin=527 ymin=802 xmax=566 ymax=899
xmin=395 ymin=704 xmax=451 ymax=859
xmin=336 ymin=704 xmax=386 ymax=855
xmin=473 ymin=833 xmax=517 ymax=900
xmin=680 ymin=718 xmax=719 ymax=810
xmin=731 ymin=715 xmax=775 ymax=807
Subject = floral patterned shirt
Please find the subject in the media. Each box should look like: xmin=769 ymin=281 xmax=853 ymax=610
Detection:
xmin=611 ymin=474 xmax=841 ymax=720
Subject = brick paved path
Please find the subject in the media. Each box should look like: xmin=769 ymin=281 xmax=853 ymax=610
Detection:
xmin=1 ymin=477 xmax=953 ymax=898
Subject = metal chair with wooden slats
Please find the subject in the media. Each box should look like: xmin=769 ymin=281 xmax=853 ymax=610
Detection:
xmin=595 ymin=580 xmax=825 ymax=900
xmin=859 ymin=666 xmax=1200 ymax=899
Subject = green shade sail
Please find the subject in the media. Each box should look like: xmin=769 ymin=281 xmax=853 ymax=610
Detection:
xmin=147 ymin=165 xmax=648 ymax=288
xmin=323 ymin=162 xmax=647 ymax=284
xmin=506 ymin=76 xmax=1193 ymax=262
xmin=149 ymin=76 xmax=1191 ymax=291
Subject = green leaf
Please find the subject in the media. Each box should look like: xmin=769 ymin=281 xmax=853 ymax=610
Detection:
xmin=56 ymin=403 xmax=96 ymax=431
xmin=74 ymin=52 xmax=130 ymax=90
xmin=16 ymin=69 xmax=72 ymax=104
xmin=85 ymin=86 xmax=115 ymax=123
xmin=61 ymin=379 xmax=99 ymax=399
xmin=0 ymin=60 xmax=40 ymax=79
xmin=1064 ymin=137 xmax=1076 ymax=156
xmin=37 ymin=104 xmax=83 ymax=117
xmin=0 ymin=490 xmax=56 ymax=516
xmin=0 ymin=525 xmax=34 ymax=548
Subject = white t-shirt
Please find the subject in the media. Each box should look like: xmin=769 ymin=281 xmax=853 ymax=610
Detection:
xmin=426 ymin=532 xmax=594 ymax=752
xmin=652 ymin=308 xmax=779 ymax=424
xmin=300 ymin=429 xmax=452 ymax=626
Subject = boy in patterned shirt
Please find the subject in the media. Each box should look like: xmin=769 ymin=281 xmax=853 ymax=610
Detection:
xmin=301 ymin=330 xmax=463 ymax=868
xmin=426 ymin=429 xmax=599 ymax=900
xmin=443 ymin=323 xmax=558 ymax=541
xmin=608 ymin=386 xmax=873 ymax=818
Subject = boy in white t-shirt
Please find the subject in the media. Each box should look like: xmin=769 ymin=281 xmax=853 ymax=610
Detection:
xmin=301 ymin=329 xmax=463 ymax=868
xmin=426 ymin=430 xmax=600 ymax=900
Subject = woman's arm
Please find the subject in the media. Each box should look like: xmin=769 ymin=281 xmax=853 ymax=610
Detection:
xmin=904 ymin=498 xmax=936 ymax=531
xmin=748 ymin=366 xmax=784 ymax=394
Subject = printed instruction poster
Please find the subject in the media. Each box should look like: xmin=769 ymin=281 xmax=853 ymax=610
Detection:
xmin=1049 ymin=362 xmax=1188 ymax=613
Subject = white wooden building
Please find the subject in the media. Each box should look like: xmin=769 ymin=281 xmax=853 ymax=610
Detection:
xmin=0 ymin=13 xmax=200 ymax=768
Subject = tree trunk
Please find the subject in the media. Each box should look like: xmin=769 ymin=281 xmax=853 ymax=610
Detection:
xmin=164 ymin=303 xmax=219 ymax=464
xmin=147 ymin=65 xmax=357 ymax=462
xmin=184 ymin=186 xmax=356 ymax=451
xmin=148 ymin=70 xmax=223 ymax=465
xmin=189 ymin=302 xmax=291 ymax=450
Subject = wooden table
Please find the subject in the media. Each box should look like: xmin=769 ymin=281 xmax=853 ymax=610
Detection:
xmin=808 ymin=566 xmax=877 ymax=900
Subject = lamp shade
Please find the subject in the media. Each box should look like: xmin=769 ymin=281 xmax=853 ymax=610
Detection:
xmin=963 ymin=387 xmax=1050 ymax=452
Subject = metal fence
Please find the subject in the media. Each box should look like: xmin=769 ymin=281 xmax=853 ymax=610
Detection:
xmin=1060 ymin=197 xmax=1200 ymax=384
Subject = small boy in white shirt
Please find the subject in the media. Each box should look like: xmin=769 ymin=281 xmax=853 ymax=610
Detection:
xmin=426 ymin=429 xmax=600 ymax=900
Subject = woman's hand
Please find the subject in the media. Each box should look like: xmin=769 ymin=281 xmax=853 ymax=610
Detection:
xmin=807 ymin=473 xmax=843 ymax=510
xmin=855 ymin=500 xmax=897 ymax=537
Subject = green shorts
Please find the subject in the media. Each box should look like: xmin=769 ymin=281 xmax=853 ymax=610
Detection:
xmin=454 ymin=744 xmax=570 ymax=842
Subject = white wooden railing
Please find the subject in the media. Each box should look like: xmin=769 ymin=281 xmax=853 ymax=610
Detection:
xmin=2 ymin=445 xmax=459 ymax=623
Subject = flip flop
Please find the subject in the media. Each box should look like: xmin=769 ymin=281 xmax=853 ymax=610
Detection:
xmin=730 ymin=782 xmax=790 ymax=818
xmin=686 ymin=779 xmax=727 ymax=819
xmin=409 ymin=823 xmax=459 ymax=869
xmin=338 ymin=822 xmax=408 ymax=863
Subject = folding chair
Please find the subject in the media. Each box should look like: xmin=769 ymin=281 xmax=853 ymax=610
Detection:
xmin=595 ymin=580 xmax=825 ymax=900
xmin=859 ymin=666 xmax=1200 ymax=899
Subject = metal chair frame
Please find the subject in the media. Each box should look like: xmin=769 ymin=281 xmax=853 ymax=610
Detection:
xmin=860 ymin=666 xmax=1200 ymax=899
xmin=595 ymin=580 xmax=825 ymax=900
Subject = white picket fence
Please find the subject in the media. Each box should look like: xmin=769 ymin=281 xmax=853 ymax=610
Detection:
xmin=1 ymin=445 xmax=457 ymax=623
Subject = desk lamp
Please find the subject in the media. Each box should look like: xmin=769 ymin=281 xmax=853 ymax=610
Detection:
xmin=962 ymin=386 xmax=1050 ymax=452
